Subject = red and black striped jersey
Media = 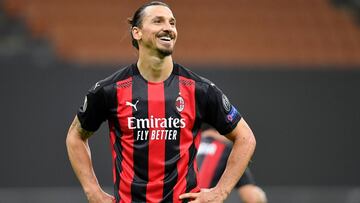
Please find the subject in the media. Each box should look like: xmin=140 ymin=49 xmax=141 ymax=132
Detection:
xmin=197 ymin=136 xmax=255 ymax=189
xmin=77 ymin=63 xmax=241 ymax=203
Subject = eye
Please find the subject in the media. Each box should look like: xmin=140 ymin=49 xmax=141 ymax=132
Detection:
xmin=153 ymin=18 xmax=162 ymax=24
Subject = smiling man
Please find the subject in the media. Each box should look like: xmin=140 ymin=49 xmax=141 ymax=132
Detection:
xmin=66 ymin=1 xmax=256 ymax=203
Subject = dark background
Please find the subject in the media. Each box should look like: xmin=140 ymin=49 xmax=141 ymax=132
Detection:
xmin=1 ymin=62 xmax=359 ymax=188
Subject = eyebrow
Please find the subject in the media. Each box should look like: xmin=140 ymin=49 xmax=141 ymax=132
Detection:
xmin=152 ymin=16 xmax=176 ymax=22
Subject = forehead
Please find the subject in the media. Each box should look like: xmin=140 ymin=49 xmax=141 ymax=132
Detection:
xmin=142 ymin=5 xmax=175 ymax=20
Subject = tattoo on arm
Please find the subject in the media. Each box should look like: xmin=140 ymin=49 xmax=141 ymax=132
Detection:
xmin=70 ymin=116 xmax=94 ymax=140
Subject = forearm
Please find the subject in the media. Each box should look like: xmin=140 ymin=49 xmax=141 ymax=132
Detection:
xmin=67 ymin=136 xmax=100 ymax=194
xmin=66 ymin=117 xmax=100 ymax=196
xmin=215 ymin=121 xmax=256 ymax=198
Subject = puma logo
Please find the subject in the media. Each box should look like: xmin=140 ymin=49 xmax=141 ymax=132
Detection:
xmin=126 ymin=100 xmax=139 ymax=111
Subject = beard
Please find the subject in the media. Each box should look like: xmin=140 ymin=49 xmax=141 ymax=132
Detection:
xmin=157 ymin=47 xmax=173 ymax=57
xmin=140 ymin=34 xmax=176 ymax=57
xmin=155 ymin=31 xmax=176 ymax=57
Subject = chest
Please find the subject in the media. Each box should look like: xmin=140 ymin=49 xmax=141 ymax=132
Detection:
xmin=112 ymin=79 xmax=197 ymax=133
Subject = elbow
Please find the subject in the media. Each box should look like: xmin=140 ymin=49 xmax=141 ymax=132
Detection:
xmin=249 ymin=132 xmax=256 ymax=150
xmin=247 ymin=131 xmax=256 ymax=155
xmin=233 ymin=118 xmax=256 ymax=151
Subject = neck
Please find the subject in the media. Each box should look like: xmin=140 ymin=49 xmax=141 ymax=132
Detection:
xmin=137 ymin=50 xmax=173 ymax=83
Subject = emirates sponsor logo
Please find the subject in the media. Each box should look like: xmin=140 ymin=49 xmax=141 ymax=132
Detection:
xmin=136 ymin=129 xmax=178 ymax=141
xmin=128 ymin=116 xmax=186 ymax=141
xmin=128 ymin=116 xmax=186 ymax=129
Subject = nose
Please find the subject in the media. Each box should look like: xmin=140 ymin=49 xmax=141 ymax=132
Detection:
xmin=163 ymin=21 xmax=175 ymax=32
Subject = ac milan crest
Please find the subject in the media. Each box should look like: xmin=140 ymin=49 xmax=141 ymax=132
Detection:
xmin=176 ymin=96 xmax=185 ymax=112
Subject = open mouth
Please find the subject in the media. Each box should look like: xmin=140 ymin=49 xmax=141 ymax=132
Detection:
xmin=159 ymin=36 xmax=172 ymax=41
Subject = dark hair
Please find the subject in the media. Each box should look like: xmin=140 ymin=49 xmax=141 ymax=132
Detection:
xmin=128 ymin=1 xmax=171 ymax=49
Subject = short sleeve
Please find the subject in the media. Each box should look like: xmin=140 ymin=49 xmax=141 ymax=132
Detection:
xmin=77 ymin=85 xmax=107 ymax=132
xmin=203 ymin=84 xmax=241 ymax=135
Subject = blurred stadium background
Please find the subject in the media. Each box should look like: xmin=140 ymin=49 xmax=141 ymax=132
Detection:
xmin=0 ymin=0 xmax=360 ymax=202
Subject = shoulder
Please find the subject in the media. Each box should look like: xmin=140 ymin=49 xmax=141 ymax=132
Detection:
xmin=174 ymin=63 xmax=215 ymax=88
xmin=89 ymin=64 xmax=135 ymax=94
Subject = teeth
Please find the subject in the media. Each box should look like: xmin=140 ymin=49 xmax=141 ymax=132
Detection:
xmin=159 ymin=36 xmax=171 ymax=41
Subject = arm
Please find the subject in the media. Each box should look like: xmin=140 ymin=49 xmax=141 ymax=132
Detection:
xmin=215 ymin=118 xmax=256 ymax=198
xmin=180 ymin=118 xmax=256 ymax=202
xmin=66 ymin=116 xmax=114 ymax=203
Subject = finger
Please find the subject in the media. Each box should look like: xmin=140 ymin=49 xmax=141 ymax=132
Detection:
xmin=179 ymin=193 xmax=193 ymax=199
xmin=179 ymin=192 xmax=199 ymax=199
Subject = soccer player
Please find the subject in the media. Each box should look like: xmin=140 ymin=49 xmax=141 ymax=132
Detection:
xmin=197 ymin=124 xmax=267 ymax=203
xmin=65 ymin=1 xmax=256 ymax=203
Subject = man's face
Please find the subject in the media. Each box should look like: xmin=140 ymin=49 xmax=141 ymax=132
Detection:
xmin=135 ymin=5 xmax=177 ymax=56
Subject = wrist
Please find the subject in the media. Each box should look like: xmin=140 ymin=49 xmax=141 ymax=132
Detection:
xmin=212 ymin=186 xmax=229 ymax=200
xmin=83 ymin=184 xmax=101 ymax=197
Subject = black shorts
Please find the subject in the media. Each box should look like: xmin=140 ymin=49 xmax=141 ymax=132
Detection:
xmin=235 ymin=168 xmax=256 ymax=188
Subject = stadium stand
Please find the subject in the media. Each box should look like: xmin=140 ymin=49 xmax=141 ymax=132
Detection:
xmin=0 ymin=2 xmax=56 ymax=67
xmin=2 ymin=0 xmax=360 ymax=67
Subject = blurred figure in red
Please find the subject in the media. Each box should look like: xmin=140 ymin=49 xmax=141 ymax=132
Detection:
xmin=197 ymin=124 xmax=267 ymax=203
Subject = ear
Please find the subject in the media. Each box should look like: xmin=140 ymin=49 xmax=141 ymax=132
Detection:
xmin=132 ymin=27 xmax=142 ymax=41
